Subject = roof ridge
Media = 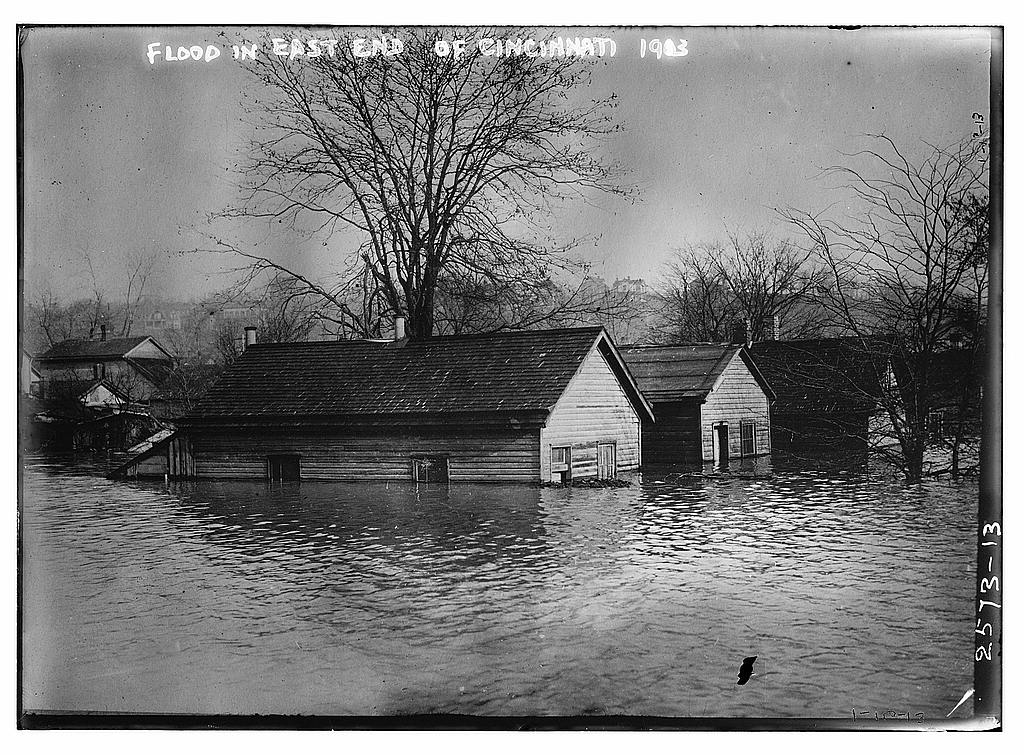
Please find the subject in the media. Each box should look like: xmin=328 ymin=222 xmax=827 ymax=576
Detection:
xmin=243 ymin=326 xmax=605 ymax=348
xmin=621 ymin=342 xmax=737 ymax=349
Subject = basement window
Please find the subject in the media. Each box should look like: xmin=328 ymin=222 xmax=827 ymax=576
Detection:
xmin=550 ymin=446 xmax=572 ymax=483
xmin=267 ymin=454 xmax=301 ymax=482
xmin=740 ymin=422 xmax=756 ymax=457
xmin=412 ymin=455 xmax=449 ymax=483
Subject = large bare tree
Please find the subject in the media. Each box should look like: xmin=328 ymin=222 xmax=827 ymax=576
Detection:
xmin=781 ymin=134 xmax=989 ymax=481
xmin=216 ymin=28 xmax=629 ymax=339
xmin=654 ymin=231 xmax=826 ymax=343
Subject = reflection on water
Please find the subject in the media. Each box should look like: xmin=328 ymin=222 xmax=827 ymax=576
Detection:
xmin=21 ymin=454 xmax=977 ymax=718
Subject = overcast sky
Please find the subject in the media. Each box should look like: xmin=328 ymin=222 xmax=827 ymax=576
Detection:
xmin=21 ymin=26 xmax=992 ymax=302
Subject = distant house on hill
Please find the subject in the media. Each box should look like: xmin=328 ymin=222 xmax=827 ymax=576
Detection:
xmin=749 ymin=338 xmax=897 ymax=453
xmin=34 ymin=329 xmax=174 ymax=405
xmin=127 ymin=326 xmax=653 ymax=483
xmin=619 ymin=344 xmax=775 ymax=465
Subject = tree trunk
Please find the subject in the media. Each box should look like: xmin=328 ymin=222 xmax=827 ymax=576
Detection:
xmin=904 ymin=440 xmax=925 ymax=483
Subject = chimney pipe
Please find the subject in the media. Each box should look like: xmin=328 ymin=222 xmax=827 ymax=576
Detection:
xmin=244 ymin=326 xmax=257 ymax=349
xmin=394 ymin=314 xmax=406 ymax=341
xmin=100 ymin=323 xmax=107 ymax=342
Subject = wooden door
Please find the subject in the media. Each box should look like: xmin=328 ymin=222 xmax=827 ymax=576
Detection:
xmin=597 ymin=442 xmax=617 ymax=479
xmin=715 ymin=424 xmax=729 ymax=465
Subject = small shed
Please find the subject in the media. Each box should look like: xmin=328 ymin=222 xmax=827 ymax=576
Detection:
xmin=620 ymin=344 xmax=775 ymax=465
xmin=173 ymin=327 xmax=653 ymax=483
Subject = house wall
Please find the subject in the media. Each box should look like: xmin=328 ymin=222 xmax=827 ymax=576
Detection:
xmin=39 ymin=361 xmax=160 ymax=401
xmin=699 ymin=353 xmax=772 ymax=462
xmin=540 ymin=347 xmax=642 ymax=480
xmin=189 ymin=426 xmax=541 ymax=482
xmin=641 ymin=401 xmax=702 ymax=465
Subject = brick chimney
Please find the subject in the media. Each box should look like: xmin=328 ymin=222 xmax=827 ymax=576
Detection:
xmin=772 ymin=314 xmax=781 ymax=341
xmin=244 ymin=326 xmax=257 ymax=349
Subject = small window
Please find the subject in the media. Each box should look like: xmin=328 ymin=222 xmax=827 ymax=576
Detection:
xmin=550 ymin=446 xmax=572 ymax=483
xmin=267 ymin=454 xmax=300 ymax=482
xmin=412 ymin=455 xmax=449 ymax=483
xmin=740 ymin=421 xmax=756 ymax=457
xmin=93 ymin=363 xmax=105 ymax=380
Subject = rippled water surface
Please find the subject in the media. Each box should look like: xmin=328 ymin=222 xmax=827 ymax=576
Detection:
xmin=22 ymin=455 xmax=977 ymax=718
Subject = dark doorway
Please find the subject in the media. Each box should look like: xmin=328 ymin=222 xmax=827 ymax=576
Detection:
xmin=715 ymin=424 xmax=729 ymax=465
xmin=267 ymin=454 xmax=300 ymax=482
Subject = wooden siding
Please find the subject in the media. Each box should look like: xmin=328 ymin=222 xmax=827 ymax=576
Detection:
xmin=641 ymin=400 xmax=702 ymax=464
xmin=699 ymin=352 xmax=772 ymax=462
xmin=123 ymin=434 xmax=195 ymax=478
xmin=39 ymin=361 xmax=161 ymax=400
xmin=190 ymin=426 xmax=541 ymax=482
xmin=540 ymin=347 xmax=641 ymax=480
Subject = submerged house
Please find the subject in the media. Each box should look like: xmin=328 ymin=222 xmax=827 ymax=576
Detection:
xmin=35 ymin=330 xmax=175 ymax=405
xmin=130 ymin=326 xmax=653 ymax=483
xmin=619 ymin=344 xmax=775 ymax=465
xmin=749 ymin=338 xmax=897 ymax=452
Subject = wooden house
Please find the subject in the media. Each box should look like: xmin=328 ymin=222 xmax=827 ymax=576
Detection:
xmin=619 ymin=344 xmax=775 ymax=465
xmin=140 ymin=326 xmax=652 ymax=483
xmin=35 ymin=331 xmax=175 ymax=405
xmin=749 ymin=338 xmax=897 ymax=452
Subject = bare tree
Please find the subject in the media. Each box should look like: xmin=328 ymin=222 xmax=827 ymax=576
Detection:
xmin=26 ymin=286 xmax=78 ymax=349
xmin=780 ymin=134 xmax=989 ymax=482
xmin=27 ymin=249 xmax=164 ymax=348
xmin=119 ymin=249 xmax=163 ymax=337
xmin=79 ymin=250 xmax=114 ymax=339
xmin=655 ymin=247 xmax=736 ymax=342
xmin=215 ymin=28 xmax=629 ymax=339
xmin=654 ymin=231 xmax=826 ymax=343
xmin=431 ymin=267 xmax=639 ymax=336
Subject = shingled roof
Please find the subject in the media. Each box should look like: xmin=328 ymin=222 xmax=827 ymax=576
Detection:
xmin=619 ymin=344 xmax=775 ymax=402
xmin=183 ymin=327 xmax=651 ymax=426
xmin=37 ymin=336 xmax=166 ymax=362
xmin=749 ymin=338 xmax=886 ymax=413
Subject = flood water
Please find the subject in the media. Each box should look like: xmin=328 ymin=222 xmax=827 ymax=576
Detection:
xmin=21 ymin=454 xmax=978 ymax=719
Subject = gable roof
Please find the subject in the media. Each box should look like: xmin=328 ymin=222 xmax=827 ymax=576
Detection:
xmin=183 ymin=327 xmax=652 ymax=427
xmin=37 ymin=335 xmax=172 ymax=362
xmin=619 ymin=343 xmax=775 ymax=402
xmin=749 ymin=338 xmax=887 ymax=413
